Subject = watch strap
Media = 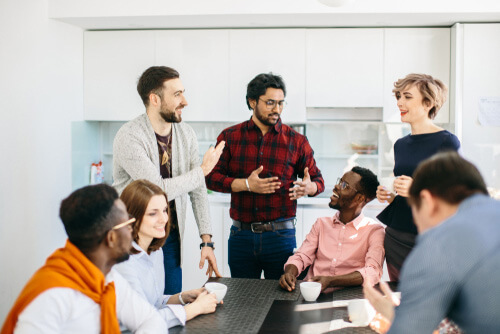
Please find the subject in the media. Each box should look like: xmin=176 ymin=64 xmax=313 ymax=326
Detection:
xmin=200 ymin=242 xmax=215 ymax=249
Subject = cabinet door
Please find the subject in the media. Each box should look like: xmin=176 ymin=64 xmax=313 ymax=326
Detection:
xmin=306 ymin=29 xmax=384 ymax=108
xmin=182 ymin=203 xmax=226 ymax=290
xmin=301 ymin=206 xmax=336 ymax=247
xmin=383 ymin=28 xmax=450 ymax=123
xmin=84 ymin=31 xmax=155 ymax=121
xmin=155 ymin=30 xmax=230 ymax=122
xmin=229 ymin=29 xmax=306 ymax=123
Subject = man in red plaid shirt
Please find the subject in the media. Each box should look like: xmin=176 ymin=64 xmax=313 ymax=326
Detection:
xmin=206 ymin=73 xmax=325 ymax=279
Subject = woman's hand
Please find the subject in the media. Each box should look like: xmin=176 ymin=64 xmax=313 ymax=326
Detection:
xmin=393 ymin=175 xmax=413 ymax=198
xmin=376 ymin=185 xmax=395 ymax=204
xmin=184 ymin=291 xmax=218 ymax=320
xmin=181 ymin=288 xmax=205 ymax=304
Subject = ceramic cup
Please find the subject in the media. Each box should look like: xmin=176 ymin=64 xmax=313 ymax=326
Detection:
xmin=347 ymin=299 xmax=376 ymax=326
xmin=204 ymin=282 xmax=227 ymax=303
xmin=299 ymin=282 xmax=322 ymax=302
xmin=379 ymin=176 xmax=396 ymax=193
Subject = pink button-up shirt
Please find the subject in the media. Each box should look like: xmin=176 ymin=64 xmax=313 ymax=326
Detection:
xmin=285 ymin=212 xmax=385 ymax=286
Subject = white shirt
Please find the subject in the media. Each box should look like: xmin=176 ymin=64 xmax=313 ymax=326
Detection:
xmin=14 ymin=269 xmax=167 ymax=333
xmin=114 ymin=242 xmax=187 ymax=328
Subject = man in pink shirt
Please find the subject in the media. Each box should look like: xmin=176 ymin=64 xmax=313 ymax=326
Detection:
xmin=280 ymin=166 xmax=385 ymax=292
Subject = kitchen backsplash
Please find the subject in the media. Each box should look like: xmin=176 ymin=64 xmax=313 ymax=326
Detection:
xmin=71 ymin=120 xmax=453 ymax=191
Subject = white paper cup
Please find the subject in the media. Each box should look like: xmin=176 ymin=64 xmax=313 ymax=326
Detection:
xmin=204 ymin=282 xmax=227 ymax=303
xmin=348 ymin=299 xmax=376 ymax=326
xmin=300 ymin=282 xmax=322 ymax=302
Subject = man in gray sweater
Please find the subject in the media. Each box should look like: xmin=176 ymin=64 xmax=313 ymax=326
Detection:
xmin=113 ymin=66 xmax=225 ymax=294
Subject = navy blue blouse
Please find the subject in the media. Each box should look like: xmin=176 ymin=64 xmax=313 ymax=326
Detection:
xmin=377 ymin=130 xmax=460 ymax=234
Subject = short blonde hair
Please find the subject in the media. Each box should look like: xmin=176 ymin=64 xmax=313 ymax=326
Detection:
xmin=393 ymin=73 xmax=448 ymax=120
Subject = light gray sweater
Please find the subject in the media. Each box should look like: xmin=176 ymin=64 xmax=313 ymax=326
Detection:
xmin=113 ymin=113 xmax=212 ymax=258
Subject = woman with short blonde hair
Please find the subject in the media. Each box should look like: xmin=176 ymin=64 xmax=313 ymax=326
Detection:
xmin=376 ymin=73 xmax=460 ymax=282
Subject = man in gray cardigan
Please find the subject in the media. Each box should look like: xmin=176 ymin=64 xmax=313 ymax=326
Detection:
xmin=113 ymin=66 xmax=225 ymax=294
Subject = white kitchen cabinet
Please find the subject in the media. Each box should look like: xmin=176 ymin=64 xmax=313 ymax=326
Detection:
xmin=306 ymin=29 xmax=384 ymax=108
xmin=155 ymin=30 xmax=230 ymax=122
xmin=228 ymin=29 xmax=306 ymax=123
xmin=383 ymin=28 xmax=451 ymax=123
xmin=84 ymin=31 xmax=155 ymax=121
xmin=301 ymin=206 xmax=335 ymax=244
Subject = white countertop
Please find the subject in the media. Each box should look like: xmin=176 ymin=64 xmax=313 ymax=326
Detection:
xmin=207 ymin=192 xmax=388 ymax=212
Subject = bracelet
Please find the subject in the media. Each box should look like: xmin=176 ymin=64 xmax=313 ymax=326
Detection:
xmin=179 ymin=292 xmax=186 ymax=305
xmin=245 ymin=178 xmax=251 ymax=192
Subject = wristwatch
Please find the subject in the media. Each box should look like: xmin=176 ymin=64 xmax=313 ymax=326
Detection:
xmin=200 ymin=242 xmax=215 ymax=250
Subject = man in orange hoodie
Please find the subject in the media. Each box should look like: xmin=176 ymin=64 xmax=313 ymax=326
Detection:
xmin=1 ymin=184 xmax=166 ymax=334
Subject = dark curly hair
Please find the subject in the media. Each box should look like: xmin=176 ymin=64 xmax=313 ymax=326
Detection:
xmin=246 ymin=73 xmax=286 ymax=110
xmin=352 ymin=166 xmax=379 ymax=202
xmin=59 ymin=184 xmax=120 ymax=252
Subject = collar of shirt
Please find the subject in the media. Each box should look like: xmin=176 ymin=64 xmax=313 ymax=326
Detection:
xmin=332 ymin=211 xmax=367 ymax=230
xmin=247 ymin=116 xmax=282 ymax=134
xmin=131 ymin=241 xmax=152 ymax=261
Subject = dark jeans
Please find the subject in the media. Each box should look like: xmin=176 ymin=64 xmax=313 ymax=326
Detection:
xmin=162 ymin=227 xmax=182 ymax=294
xmin=228 ymin=225 xmax=296 ymax=279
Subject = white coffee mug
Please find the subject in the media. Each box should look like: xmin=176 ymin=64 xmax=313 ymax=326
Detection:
xmin=300 ymin=282 xmax=322 ymax=302
xmin=379 ymin=176 xmax=396 ymax=193
xmin=348 ymin=299 xmax=376 ymax=326
xmin=204 ymin=282 xmax=227 ymax=303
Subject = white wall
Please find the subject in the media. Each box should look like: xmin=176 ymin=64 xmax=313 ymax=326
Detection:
xmin=0 ymin=0 xmax=83 ymax=323
xmin=460 ymin=23 xmax=500 ymax=189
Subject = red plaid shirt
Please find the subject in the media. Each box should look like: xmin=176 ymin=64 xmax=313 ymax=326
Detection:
xmin=206 ymin=118 xmax=324 ymax=223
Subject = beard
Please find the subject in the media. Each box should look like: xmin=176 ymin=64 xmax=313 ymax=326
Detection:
xmin=255 ymin=105 xmax=280 ymax=126
xmin=115 ymin=251 xmax=130 ymax=264
xmin=328 ymin=201 xmax=340 ymax=210
xmin=159 ymin=101 xmax=182 ymax=123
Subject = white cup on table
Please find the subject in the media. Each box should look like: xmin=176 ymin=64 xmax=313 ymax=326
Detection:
xmin=347 ymin=299 xmax=376 ymax=326
xmin=300 ymin=282 xmax=322 ymax=302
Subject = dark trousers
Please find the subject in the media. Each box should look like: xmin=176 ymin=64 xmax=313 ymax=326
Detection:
xmin=228 ymin=225 xmax=296 ymax=279
xmin=162 ymin=227 xmax=182 ymax=294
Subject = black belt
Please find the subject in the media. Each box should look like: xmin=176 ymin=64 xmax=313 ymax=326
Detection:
xmin=232 ymin=219 xmax=295 ymax=233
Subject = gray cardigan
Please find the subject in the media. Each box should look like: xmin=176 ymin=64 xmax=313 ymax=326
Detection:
xmin=113 ymin=113 xmax=212 ymax=257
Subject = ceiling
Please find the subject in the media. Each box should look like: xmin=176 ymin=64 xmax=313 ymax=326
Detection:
xmin=49 ymin=0 xmax=500 ymax=30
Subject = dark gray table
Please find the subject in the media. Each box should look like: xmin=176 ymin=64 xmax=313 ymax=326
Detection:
xmin=170 ymin=277 xmax=393 ymax=334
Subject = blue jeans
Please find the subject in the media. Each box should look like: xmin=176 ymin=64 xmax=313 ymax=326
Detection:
xmin=162 ymin=227 xmax=182 ymax=294
xmin=228 ymin=225 xmax=296 ymax=279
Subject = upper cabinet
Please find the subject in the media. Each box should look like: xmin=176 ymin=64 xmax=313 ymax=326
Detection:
xmin=383 ymin=28 xmax=451 ymax=123
xmin=84 ymin=28 xmax=451 ymax=124
xmin=306 ymin=29 xmax=384 ymax=108
xmin=84 ymin=31 xmax=155 ymax=121
xmin=155 ymin=30 xmax=230 ymax=122
xmin=228 ymin=29 xmax=306 ymax=123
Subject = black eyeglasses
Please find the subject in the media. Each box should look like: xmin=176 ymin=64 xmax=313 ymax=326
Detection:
xmin=259 ymin=98 xmax=286 ymax=110
xmin=336 ymin=178 xmax=358 ymax=193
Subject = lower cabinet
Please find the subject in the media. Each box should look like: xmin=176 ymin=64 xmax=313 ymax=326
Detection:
xmin=181 ymin=196 xmax=386 ymax=290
